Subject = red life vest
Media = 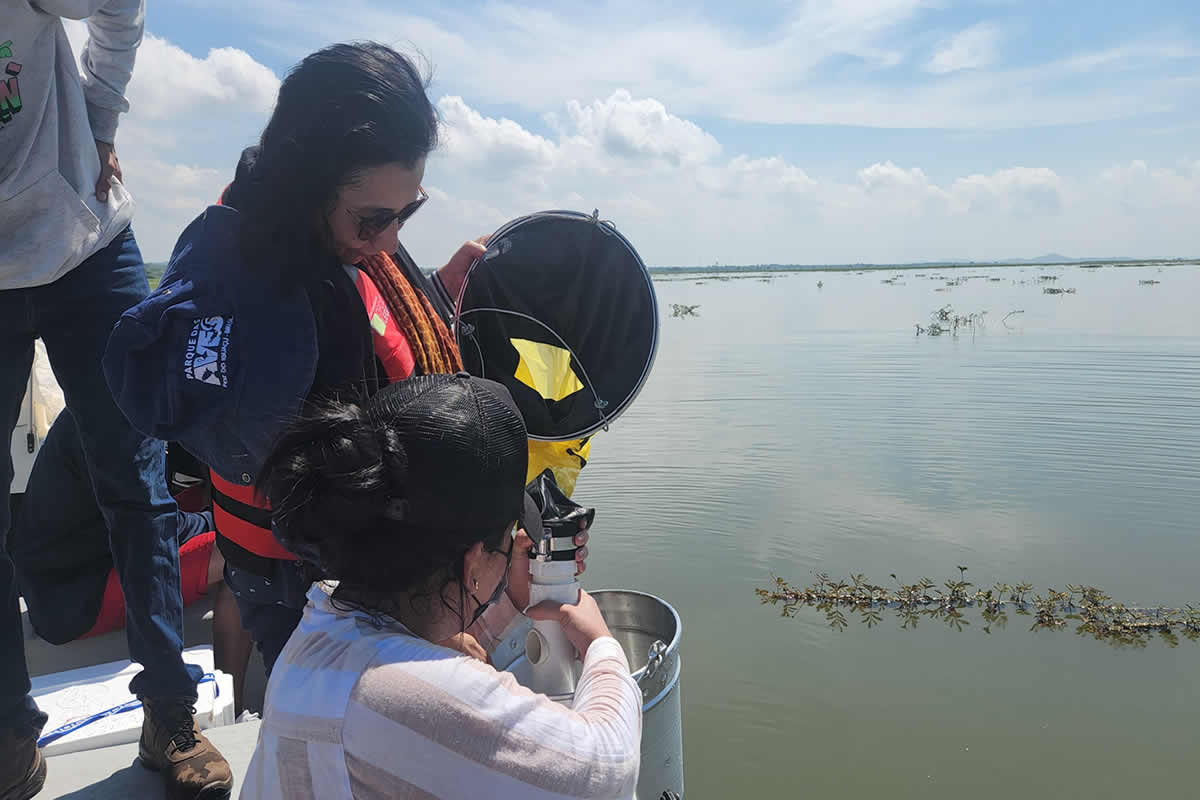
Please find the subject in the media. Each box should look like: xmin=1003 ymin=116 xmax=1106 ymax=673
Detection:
xmin=351 ymin=267 xmax=417 ymax=383
xmin=207 ymin=184 xmax=291 ymax=563
xmin=208 ymin=190 xmax=415 ymax=564
xmin=210 ymin=470 xmax=298 ymax=562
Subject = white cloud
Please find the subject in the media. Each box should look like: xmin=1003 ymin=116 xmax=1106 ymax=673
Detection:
xmin=60 ymin=20 xmax=279 ymax=260
xmin=950 ymin=167 xmax=1064 ymax=216
xmin=564 ymin=90 xmax=722 ymax=167
xmin=119 ymin=159 xmax=228 ymax=260
xmin=123 ymin=160 xmax=226 ymax=212
xmin=128 ymin=37 xmax=279 ymax=118
xmin=63 ymin=21 xmax=279 ymax=117
xmin=927 ymin=23 xmax=1004 ymax=74
xmin=434 ymin=89 xmax=725 ymax=183
xmin=409 ymin=95 xmax=1198 ymax=267
xmin=784 ymin=0 xmax=930 ymax=68
xmin=858 ymin=161 xmax=935 ymax=192
xmin=852 ymin=162 xmax=953 ymax=219
xmin=437 ymin=96 xmax=557 ymax=173
xmin=726 ymin=156 xmax=816 ymax=194
xmin=179 ymin=0 xmax=1200 ymax=129
xmin=1098 ymin=159 xmax=1200 ymax=216
xmin=421 ymin=185 xmax=509 ymax=231
xmin=52 ymin=22 xmax=1200 ymax=266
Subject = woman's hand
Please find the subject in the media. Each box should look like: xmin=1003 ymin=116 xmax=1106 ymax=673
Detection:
xmin=434 ymin=236 xmax=488 ymax=299
xmin=505 ymin=519 xmax=590 ymax=612
xmin=526 ymin=589 xmax=612 ymax=660
xmin=573 ymin=524 xmax=589 ymax=576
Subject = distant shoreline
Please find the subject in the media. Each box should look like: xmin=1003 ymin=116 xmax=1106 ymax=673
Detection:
xmin=646 ymin=258 xmax=1199 ymax=276
xmin=145 ymin=256 xmax=1199 ymax=289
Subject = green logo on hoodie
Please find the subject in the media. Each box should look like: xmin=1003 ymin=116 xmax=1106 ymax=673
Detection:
xmin=1 ymin=41 xmax=23 ymax=126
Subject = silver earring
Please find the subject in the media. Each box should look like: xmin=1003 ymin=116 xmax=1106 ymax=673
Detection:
xmin=472 ymin=578 xmax=479 ymax=590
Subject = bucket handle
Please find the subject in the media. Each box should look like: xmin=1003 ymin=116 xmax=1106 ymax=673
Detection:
xmin=644 ymin=639 xmax=668 ymax=681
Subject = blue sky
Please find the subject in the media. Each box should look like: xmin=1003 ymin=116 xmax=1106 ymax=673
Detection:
xmin=66 ymin=0 xmax=1200 ymax=265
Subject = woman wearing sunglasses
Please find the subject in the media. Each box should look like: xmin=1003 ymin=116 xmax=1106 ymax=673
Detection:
xmin=242 ymin=374 xmax=641 ymax=799
xmin=103 ymin=42 xmax=589 ymax=687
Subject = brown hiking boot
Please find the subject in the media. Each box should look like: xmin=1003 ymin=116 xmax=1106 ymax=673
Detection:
xmin=138 ymin=697 xmax=233 ymax=800
xmin=0 ymin=728 xmax=46 ymax=800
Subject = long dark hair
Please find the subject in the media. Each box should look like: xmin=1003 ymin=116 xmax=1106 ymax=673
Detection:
xmin=234 ymin=42 xmax=438 ymax=264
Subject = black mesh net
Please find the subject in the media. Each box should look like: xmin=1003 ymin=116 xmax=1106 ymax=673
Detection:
xmin=455 ymin=211 xmax=658 ymax=441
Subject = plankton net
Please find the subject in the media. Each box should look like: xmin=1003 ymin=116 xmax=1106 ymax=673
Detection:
xmin=453 ymin=209 xmax=659 ymax=450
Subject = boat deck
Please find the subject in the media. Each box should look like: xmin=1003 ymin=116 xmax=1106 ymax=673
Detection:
xmin=24 ymin=594 xmax=268 ymax=798
xmin=41 ymin=719 xmax=260 ymax=798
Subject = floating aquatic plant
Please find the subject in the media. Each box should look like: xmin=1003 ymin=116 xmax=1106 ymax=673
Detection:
xmin=756 ymin=568 xmax=1200 ymax=648
xmin=915 ymin=305 xmax=987 ymax=336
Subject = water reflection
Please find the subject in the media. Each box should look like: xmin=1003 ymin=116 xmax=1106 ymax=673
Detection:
xmin=576 ymin=264 xmax=1200 ymax=799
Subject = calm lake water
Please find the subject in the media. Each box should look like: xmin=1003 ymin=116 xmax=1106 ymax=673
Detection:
xmin=574 ymin=263 xmax=1200 ymax=799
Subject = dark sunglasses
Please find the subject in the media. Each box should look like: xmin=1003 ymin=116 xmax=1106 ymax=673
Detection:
xmin=351 ymin=185 xmax=428 ymax=240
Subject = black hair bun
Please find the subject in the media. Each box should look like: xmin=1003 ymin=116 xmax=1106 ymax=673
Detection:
xmin=259 ymin=397 xmax=410 ymax=582
xmin=258 ymin=391 xmax=502 ymax=605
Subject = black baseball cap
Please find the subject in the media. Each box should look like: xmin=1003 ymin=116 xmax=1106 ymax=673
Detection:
xmin=365 ymin=372 xmax=537 ymax=539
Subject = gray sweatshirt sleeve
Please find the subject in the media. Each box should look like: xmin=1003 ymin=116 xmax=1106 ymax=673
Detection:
xmin=35 ymin=0 xmax=145 ymax=143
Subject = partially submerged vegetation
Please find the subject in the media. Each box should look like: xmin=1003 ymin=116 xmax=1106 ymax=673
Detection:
xmin=915 ymin=305 xmax=988 ymax=336
xmin=757 ymin=569 xmax=1200 ymax=648
xmin=1001 ymin=310 xmax=1025 ymax=328
xmin=670 ymin=303 xmax=700 ymax=318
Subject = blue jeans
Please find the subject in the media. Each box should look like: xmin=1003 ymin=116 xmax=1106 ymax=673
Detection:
xmin=0 ymin=228 xmax=202 ymax=737
xmin=11 ymin=410 xmax=213 ymax=645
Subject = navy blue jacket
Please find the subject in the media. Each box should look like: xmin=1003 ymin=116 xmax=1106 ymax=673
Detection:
xmin=103 ymin=204 xmax=365 ymax=488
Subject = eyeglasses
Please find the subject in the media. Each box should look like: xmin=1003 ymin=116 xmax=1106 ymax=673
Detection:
xmin=467 ymin=523 xmax=516 ymax=628
xmin=350 ymin=186 xmax=428 ymax=241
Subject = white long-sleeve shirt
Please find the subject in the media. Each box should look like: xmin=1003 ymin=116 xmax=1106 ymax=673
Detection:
xmin=0 ymin=0 xmax=143 ymax=290
xmin=242 ymin=583 xmax=643 ymax=800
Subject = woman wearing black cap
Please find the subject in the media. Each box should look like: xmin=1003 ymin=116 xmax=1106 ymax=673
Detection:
xmin=242 ymin=374 xmax=641 ymax=800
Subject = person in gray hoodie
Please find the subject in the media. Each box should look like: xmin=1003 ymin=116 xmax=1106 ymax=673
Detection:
xmin=0 ymin=2 xmax=232 ymax=798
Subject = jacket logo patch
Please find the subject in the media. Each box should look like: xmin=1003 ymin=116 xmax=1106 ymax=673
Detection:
xmin=184 ymin=316 xmax=232 ymax=387
xmin=369 ymin=296 xmax=389 ymax=336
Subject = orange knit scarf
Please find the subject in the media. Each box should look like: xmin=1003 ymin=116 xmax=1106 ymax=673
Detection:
xmin=358 ymin=251 xmax=463 ymax=375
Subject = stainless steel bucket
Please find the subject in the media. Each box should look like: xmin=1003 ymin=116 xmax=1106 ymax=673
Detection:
xmin=506 ymin=589 xmax=684 ymax=799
